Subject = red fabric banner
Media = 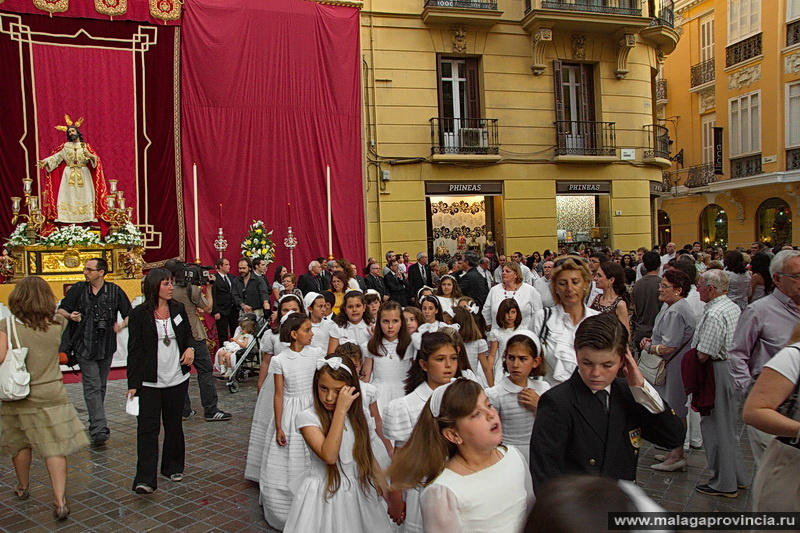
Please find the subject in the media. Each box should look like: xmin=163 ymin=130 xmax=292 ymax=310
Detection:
xmin=180 ymin=0 xmax=365 ymax=272
xmin=0 ymin=0 xmax=181 ymax=25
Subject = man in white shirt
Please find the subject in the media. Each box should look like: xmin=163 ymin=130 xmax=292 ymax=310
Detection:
xmin=493 ymin=254 xmax=507 ymax=284
xmin=478 ymin=257 xmax=494 ymax=289
xmin=660 ymin=242 xmax=676 ymax=274
xmin=534 ymin=260 xmax=555 ymax=307
xmin=511 ymin=251 xmax=537 ymax=284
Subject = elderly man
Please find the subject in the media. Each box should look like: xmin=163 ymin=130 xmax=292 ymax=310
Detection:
xmin=493 ymin=254 xmax=507 ymax=284
xmin=478 ymin=257 xmax=494 ymax=289
xmin=534 ymin=260 xmax=555 ymax=308
xmin=298 ymin=260 xmax=330 ymax=295
xmin=661 ymin=242 xmax=677 ymax=272
xmin=408 ymin=251 xmax=432 ymax=300
xmin=365 ymin=261 xmax=389 ymax=301
xmin=728 ymin=250 xmax=800 ymax=462
xmin=690 ymin=270 xmax=749 ymax=498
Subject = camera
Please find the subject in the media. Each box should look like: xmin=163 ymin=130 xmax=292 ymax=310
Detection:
xmin=173 ymin=261 xmax=214 ymax=287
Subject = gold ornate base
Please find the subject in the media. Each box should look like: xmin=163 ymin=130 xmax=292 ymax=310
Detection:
xmin=8 ymin=244 xmax=142 ymax=282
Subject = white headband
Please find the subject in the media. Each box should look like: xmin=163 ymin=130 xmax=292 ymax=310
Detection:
xmin=280 ymin=311 xmax=300 ymax=325
xmin=429 ymin=378 xmax=457 ymax=417
xmin=506 ymin=329 xmax=542 ymax=357
xmin=279 ymin=293 xmax=302 ymax=304
xmin=316 ymin=356 xmax=352 ymax=375
xmin=467 ymin=303 xmax=479 ymax=315
xmin=365 ymin=289 xmax=380 ymax=297
xmin=303 ymin=292 xmax=322 ymax=310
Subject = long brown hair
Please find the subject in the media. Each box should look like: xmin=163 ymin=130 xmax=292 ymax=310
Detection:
xmin=450 ymin=306 xmax=481 ymax=343
xmin=312 ymin=355 xmax=380 ymax=498
xmin=8 ymin=276 xmax=57 ymax=331
xmin=405 ymin=331 xmax=460 ymax=394
xmin=367 ymin=301 xmax=411 ymax=359
xmin=387 ymin=379 xmax=483 ymax=490
xmin=334 ymin=291 xmax=372 ymax=328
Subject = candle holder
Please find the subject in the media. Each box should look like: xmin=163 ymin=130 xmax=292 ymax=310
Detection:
xmin=213 ymin=227 xmax=228 ymax=259
xmin=284 ymin=226 xmax=298 ymax=273
xmin=108 ymin=179 xmax=118 ymax=194
xmin=100 ymin=184 xmax=132 ymax=231
xmin=10 ymin=179 xmax=46 ymax=241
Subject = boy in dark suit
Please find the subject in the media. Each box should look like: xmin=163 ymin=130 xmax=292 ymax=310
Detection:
xmin=530 ymin=314 xmax=685 ymax=491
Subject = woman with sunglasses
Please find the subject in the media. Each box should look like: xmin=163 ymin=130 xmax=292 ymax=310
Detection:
xmin=530 ymin=256 xmax=600 ymax=386
xmin=640 ymin=269 xmax=697 ymax=472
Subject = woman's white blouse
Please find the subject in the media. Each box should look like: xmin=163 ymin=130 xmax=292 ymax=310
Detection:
xmin=530 ymin=304 xmax=600 ymax=386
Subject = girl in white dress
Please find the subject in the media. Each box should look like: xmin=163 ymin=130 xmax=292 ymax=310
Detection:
xmin=487 ymin=299 xmax=525 ymax=386
xmin=304 ymin=292 xmax=333 ymax=352
xmin=362 ymin=301 xmax=414 ymax=413
xmin=365 ymin=291 xmax=382 ymax=323
xmin=387 ymin=378 xmax=533 ymax=533
xmin=382 ymin=332 xmax=471 ymax=533
xmin=328 ymin=291 xmax=373 ymax=353
xmin=336 ymin=342 xmax=393 ymax=468
xmin=485 ymin=332 xmax=550 ymax=465
xmin=457 ymin=296 xmax=489 ymax=339
xmin=403 ymin=306 xmax=423 ymax=335
xmin=451 ymin=307 xmax=489 ymax=387
xmin=261 ymin=314 xmax=325 ymax=530
xmin=284 ymin=356 xmax=392 ymax=533
xmin=244 ymin=295 xmax=302 ymax=482
xmin=435 ymin=274 xmax=462 ymax=313
xmin=418 ymin=295 xmax=446 ymax=334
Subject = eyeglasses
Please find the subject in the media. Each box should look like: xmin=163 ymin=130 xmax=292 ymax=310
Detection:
xmin=780 ymin=272 xmax=800 ymax=281
xmin=83 ymin=267 xmax=100 ymax=272
xmin=554 ymin=256 xmax=588 ymax=267
xmin=658 ymin=283 xmax=676 ymax=289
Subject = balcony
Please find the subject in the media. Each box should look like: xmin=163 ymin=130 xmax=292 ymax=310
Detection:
xmin=690 ymin=58 xmax=715 ymax=88
xmin=730 ymin=154 xmax=762 ymax=179
xmin=643 ymin=125 xmax=671 ymax=168
xmin=650 ymin=0 xmax=674 ymax=28
xmin=522 ymin=0 xmax=649 ymax=35
xmin=726 ymin=33 xmax=762 ymax=68
xmin=656 ymin=79 xmax=667 ymax=103
xmin=789 ymin=20 xmax=800 ymax=47
xmin=554 ymin=120 xmax=617 ymax=162
xmin=422 ymin=0 xmax=503 ymax=28
xmin=684 ymin=163 xmax=716 ymax=188
xmin=788 ymin=148 xmax=800 ymax=171
xmin=640 ymin=0 xmax=679 ymax=53
xmin=430 ymin=117 xmax=500 ymax=162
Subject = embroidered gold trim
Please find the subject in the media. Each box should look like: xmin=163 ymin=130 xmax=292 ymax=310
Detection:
xmin=149 ymin=0 xmax=182 ymax=22
xmin=33 ymin=0 xmax=68 ymax=15
xmin=95 ymin=0 xmax=127 ymax=17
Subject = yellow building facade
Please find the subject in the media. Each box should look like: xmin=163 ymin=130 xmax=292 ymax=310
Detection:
xmin=659 ymin=0 xmax=799 ymax=250
xmin=361 ymin=0 xmax=680 ymax=262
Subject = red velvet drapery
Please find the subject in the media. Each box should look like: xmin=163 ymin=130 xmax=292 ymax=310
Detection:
xmin=180 ymin=0 xmax=365 ymax=271
xmin=0 ymin=0 xmax=181 ymax=25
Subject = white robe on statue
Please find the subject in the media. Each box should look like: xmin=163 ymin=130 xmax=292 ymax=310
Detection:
xmin=42 ymin=142 xmax=97 ymax=223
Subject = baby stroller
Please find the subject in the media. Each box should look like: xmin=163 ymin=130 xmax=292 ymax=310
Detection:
xmin=225 ymin=313 xmax=270 ymax=393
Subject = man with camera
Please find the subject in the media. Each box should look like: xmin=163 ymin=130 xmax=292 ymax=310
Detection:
xmin=164 ymin=259 xmax=232 ymax=422
xmin=58 ymin=257 xmax=132 ymax=447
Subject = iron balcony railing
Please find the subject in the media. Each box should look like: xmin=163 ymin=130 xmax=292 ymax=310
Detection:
xmin=554 ymin=121 xmax=616 ymax=157
xmin=430 ymin=117 xmax=500 ymax=155
xmin=424 ymin=0 xmax=499 ymax=9
xmin=726 ymin=33 xmax=762 ymax=68
xmin=662 ymin=170 xmax=675 ymax=193
xmin=730 ymin=154 xmax=762 ymax=178
xmin=650 ymin=0 xmax=674 ymax=27
xmin=789 ymin=20 xmax=800 ymax=47
xmin=788 ymin=148 xmax=800 ymax=171
xmin=690 ymin=58 xmax=715 ymax=88
xmin=525 ymin=0 xmax=641 ymax=16
xmin=684 ymin=163 xmax=716 ymax=188
xmin=644 ymin=125 xmax=670 ymax=160
xmin=656 ymin=79 xmax=667 ymax=101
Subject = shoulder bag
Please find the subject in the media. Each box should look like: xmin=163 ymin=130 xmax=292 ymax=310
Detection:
xmin=638 ymin=336 xmax=690 ymax=387
xmin=0 ymin=317 xmax=30 ymax=401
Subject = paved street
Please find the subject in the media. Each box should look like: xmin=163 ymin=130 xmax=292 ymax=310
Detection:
xmin=0 ymin=376 xmax=754 ymax=533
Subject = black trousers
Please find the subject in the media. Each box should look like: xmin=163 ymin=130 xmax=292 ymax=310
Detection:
xmin=216 ymin=312 xmax=238 ymax=343
xmin=133 ymin=379 xmax=189 ymax=490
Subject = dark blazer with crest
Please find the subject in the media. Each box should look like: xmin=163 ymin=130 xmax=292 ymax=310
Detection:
xmin=127 ymin=299 xmax=193 ymax=391
xmin=529 ymin=370 xmax=685 ymax=491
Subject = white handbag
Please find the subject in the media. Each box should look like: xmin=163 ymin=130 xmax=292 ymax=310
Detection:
xmin=0 ymin=317 xmax=30 ymax=401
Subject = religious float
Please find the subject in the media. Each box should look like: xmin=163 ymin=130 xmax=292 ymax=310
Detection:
xmin=2 ymin=116 xmax=144 ymax=286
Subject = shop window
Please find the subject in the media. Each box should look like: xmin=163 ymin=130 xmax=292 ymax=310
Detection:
xmin=756 ymin=198 xmax=792 ymax=247
xmin=657 ymin=210 xmax=672 ymax=246
xmin=700 ymin=204 xmax=728 ymax=247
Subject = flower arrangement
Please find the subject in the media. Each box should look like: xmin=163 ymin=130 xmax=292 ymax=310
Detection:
xmin=40 ymin=225 xmax=102 ymax=247
xmin=6 ymin=223 xmax=31 ymax=247
xmin=104 ymin=222 xmax=144 ymax=247
xmin=240 ymin=220 xmax=275 ymax=264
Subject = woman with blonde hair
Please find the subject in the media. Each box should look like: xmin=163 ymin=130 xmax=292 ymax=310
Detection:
xmin=482 ymin=261 xmax=543 ymax=333
xmin=530 ymin=256 xmax=599 ymax=386
xmin=0 ymin=277 xmax=89 ymax=520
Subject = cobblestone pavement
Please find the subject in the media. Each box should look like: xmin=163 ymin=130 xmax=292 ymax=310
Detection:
xmin=0 ymin=376 xmax=754 ymax=532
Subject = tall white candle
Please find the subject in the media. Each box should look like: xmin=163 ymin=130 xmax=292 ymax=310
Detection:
xmin=193 ymin=163 xmax=200 ymax=263
xmin=326 ymin=165 xmax=332 ymax=257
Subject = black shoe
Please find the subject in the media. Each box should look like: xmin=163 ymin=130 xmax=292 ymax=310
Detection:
xmin=182 ymin=409 xmax=197 ymax=421
xmin=204 ymin=411 xmax=232 ymax=422
xmin=695 ymin=484 xmax=738 ymax=498
xmin=91 ymin=434 xmax=109 ymax=447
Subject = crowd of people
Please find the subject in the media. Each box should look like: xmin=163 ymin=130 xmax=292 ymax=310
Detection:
xmin=0 ymin=239 xmax=799 ymax=530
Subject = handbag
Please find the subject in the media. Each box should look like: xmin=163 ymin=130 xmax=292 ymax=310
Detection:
xmin=0 ymin=317 xmax=30 ymax=401
xmin=638 ymin=337 xmax=690 ymax=387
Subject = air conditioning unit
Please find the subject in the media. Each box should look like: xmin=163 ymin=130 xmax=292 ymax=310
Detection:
xmin=459 ymin=127 xmax=488 ymax=148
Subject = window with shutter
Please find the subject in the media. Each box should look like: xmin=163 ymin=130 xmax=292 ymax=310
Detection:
xmin=437 ymin=56 xmax=483 ymax=153
xmin=553 ymin=61 xmax=596 ymax=154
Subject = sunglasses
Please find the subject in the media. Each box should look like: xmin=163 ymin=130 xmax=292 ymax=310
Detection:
xmin=554 ymin=256 xmax=588 ymax=267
